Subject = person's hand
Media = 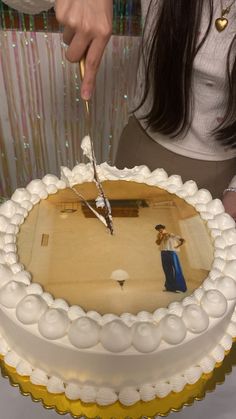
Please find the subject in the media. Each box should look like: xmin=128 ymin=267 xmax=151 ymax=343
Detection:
xmin=222 ymin=191 xmax=236 ymax=220
xmin=55 ymin=0 xmax=113 ymax=100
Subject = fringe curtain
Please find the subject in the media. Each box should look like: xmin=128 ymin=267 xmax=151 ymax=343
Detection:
xmin=0 ymin=31 xmax=141 ymax=196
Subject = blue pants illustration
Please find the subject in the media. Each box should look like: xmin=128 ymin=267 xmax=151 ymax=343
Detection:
xmin=161 ymin=250 xmax=187 ymax=292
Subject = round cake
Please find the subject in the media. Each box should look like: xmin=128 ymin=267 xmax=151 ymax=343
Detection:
xmin=0 ymin=162 xmax=236 ymax=407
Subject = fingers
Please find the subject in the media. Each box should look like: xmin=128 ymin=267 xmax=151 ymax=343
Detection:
xmin=81 ymin=37 xmax=110 ymax=100
xmin=63 ymin=26 xmax=75 ymax=46
xmin=65 ymin=31 xmax=91 ymax=63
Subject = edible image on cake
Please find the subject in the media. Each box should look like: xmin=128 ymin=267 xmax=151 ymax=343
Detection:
xmin=17 ymin=181 xmax=213 ymax=315
xmin=155 ymin=224 xmax=187 ymax=293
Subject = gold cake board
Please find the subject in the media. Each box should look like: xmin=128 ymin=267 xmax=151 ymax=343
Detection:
xmin=1 ymin=341 xmax=236 ymax=419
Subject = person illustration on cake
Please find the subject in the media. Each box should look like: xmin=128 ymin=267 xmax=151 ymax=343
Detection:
xmin=155 ymin=224 xmax=187 ymax=293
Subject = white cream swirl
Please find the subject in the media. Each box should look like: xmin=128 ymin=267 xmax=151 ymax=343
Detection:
xmin=132 ymin=322 xmax=162 ymax=353
xmin=38 ymin=308 xmax=70 ymax=339
xmin=100 ymin=320 xmax=132 ymax=352
xmin=161 ymin=315 xmax=186 ymax=344
xmin=182 ymin=305 xmax=209 ymax=333
xmin=68 ymin=317 xmax=100 ymax=349
xmin=201 ymin=290 xmax=227 ymax=318
xmin=16 ymin=294 xmax=48 ymax=325
xmin=0 ymin=281 xmax=27 ymax=308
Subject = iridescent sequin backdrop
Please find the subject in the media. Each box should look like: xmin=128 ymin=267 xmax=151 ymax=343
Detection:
xmin=0 ymin=1 xmax=142 ymax=197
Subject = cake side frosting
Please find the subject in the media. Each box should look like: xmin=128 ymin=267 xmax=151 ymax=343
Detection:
xmin=0 ymin=163 xmax=236 ymax=406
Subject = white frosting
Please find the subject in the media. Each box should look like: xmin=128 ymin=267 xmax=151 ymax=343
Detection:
xmin=118 ymin=387 xmax=140 ymax=406
xmin=184 ymin=366 xmax=202 ymax=385
xmin=199 ymin=356 xmax=215 ymax=373
xmin=80 ymin=385 xmax=97 ymax=403
xmin=30 ymin=369 xmax=49 ymax=386
xmin=0 ymin=337 xmax=9 ymax=355
xmin=47 ymin=376 xmax=65 ymax=394
xmin=38 ymin=308 xmax=70 ymax=340
xmin=161 ymin=315 xmax=186 ymax=344
xmin=201 ymin=290 xmax=227 ymax=318
xmin=4 ymin=351 xmax=21 ymax=368
xmin=96 ymin=388 xmax=118 ymax=406
xmin=139 ymin=384 xmax=156 ymax=402
xmin=182 ymin=305 xmax=209 ymax=333
xmin=68 ymin=317 xmax=100 ymax=349
xmin=65 ymin=383 xmax=81 ymax=400
xmin=211 ymin=344 xmax=225 ymax=363
xmin=16 ymin=360 xmax=33 ymax=376
xmin=0 ymin=281 xmax=27 ymax=308
xmin=155 ymin=381 xmax=172 ymax=398
xmin=132 ymin=322 xmax=162 ymax=353
xmin=16 ymin=295 xmax=48 ymax=324
xmin=68 ymin=305 xmax=86 ymax=321
xmin=100 ymin=320 xmax=132 ymax=352
xmin=215 ymin=277 xmax=236 ymax=300
xmin=0 ymin=264 xmax=13 ymax=287
xmin=26 ymin=283 xmax=43 ymax=294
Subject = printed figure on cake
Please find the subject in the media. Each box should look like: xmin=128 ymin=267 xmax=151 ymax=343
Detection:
xmin=2 ymin=0 xmax=236 ymax=221
xmin=155 ymin=224 xmax=187 ymax=293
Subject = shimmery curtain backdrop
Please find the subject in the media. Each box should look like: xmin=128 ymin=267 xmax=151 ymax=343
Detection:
xmin=0 ymin=1 xmax=142 ymax=197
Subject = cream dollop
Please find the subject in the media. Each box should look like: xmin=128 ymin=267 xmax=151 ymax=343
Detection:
xmin=0 ymin=264 xmax=13 ymax=287
xmin=0 ymin=215 xmax=9 ymax=233
xmin=201 ymin=290 xmax=227 ymax=318
xmin=215 ymin=277 xmax=236 ymax=300
xmin=11 ymin=188 xmax=31 ymax=203
xmin=0 ymin=337 xmax=9 ymax=355
xmin=184 ymin=366 xmax=202 ymax=385
xmin=47 ymin=376 xmax=65 ymax=394
xmin=26 ymin=283 xmax=43 ymax=294
xmin=100 ymin=320 xmax=132 ymax=352
xmin=96 ymin=388 xmax=118 ymax=406
xmin=26 ymin=179 xmax=48 ymax=199
xmin=16 ymin=360 xmax=33 ymax=376
xmin=199 ymin=356 xmax=215 ymax=373
xmin=0 ymin=281 xmax=27 ymax=308
xmin=4 ymin=351 xmax=21 ymax=368
xmin=223 ymin=260 xmax=236 ymax=279
xmin=38 ymin=308 xmax=70 ymax=339
xmin=211 ymin=344 xmax=225 ymax=363
xmin=139 ymin=384 xmax=156 ymax=402
xmin=132 ymin=322 xmax=162 ymax=353
xmin=68 ymin=305 xmax=86 ymax=321
xmin=182 ymin=305 xmax=209 ymax=333
xmin=14 ymin=270 xmax=31 ymax=285
xmin=169 ymin=375 xmax=186 ymax=393
xmin=220 ymin=334 xmax=233 ymax=351
xmin=161 ymin=315 xmax=186 ymax=344
xmin=80 ymin=385 xmax=97 ymax=403
xmin=68 ymin=317 xmax=100 ymax=348
xmin=65 ymin=383 xmax=81 ymax=400
xmin=30 ymin=369 xmax=49 ymax=386
xmin=118 ymin=387 xmax=140 ymax=406
xmin=16 ymin=294 xmax=48 ymax=324
xmin=155 ymin=381 xmax=172 ymax=398
xmin=0 ymin=200 xmax=18 ymax=218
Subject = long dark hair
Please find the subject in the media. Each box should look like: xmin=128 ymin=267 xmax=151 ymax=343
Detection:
xmin=137 ymin=0 xmax=236 ymax=147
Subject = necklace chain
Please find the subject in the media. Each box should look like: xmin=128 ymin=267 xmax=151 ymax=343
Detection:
xmin=215 ymin=0 xmax=235 ymax=32
xmin=220 ymin=0 xmax=235 ymax=16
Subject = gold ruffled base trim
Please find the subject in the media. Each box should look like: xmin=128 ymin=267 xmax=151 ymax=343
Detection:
xmin=1 ymin=342 xmax=236 ymax=419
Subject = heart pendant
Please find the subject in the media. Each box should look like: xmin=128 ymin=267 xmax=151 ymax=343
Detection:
xmin=215 ymin=17 xmax=228 ymax=32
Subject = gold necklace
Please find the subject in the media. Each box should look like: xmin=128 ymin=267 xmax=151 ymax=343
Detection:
xmin=215 ymin=0 xmax=235 ymax=32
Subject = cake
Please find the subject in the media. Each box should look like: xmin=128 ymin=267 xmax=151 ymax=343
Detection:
xmin=0 ymin=160 xmax=236 ymax=408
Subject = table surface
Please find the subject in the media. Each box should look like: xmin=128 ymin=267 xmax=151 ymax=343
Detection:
xmin=1 ymin=368 xmax=236 ymax=419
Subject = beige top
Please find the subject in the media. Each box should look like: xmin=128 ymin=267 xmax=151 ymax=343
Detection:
xmin=137 ymin=0 xmax=236 ymax=168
